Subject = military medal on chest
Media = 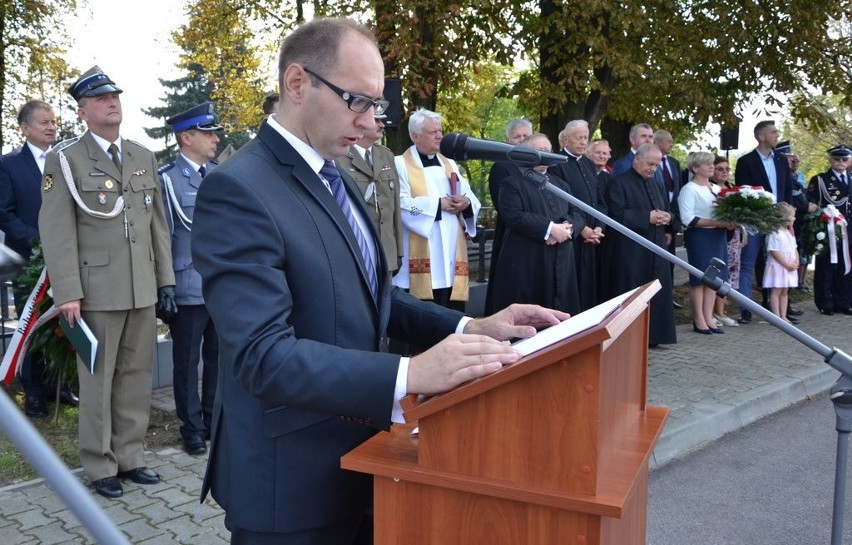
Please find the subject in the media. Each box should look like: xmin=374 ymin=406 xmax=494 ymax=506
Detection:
xmin=98 ymin=192 xmax=107 ymax=205
xmin=105 ymin=180 xmax=114 ymax=189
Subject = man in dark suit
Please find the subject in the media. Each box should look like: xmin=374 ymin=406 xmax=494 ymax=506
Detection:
xmin=550 ymin=119 xmax=606 ymax=311
xmin=733 ymin=119 xmax=793 ymax=323
xmin=191 ymin=18 xmax=566 ymax=545
xmin=653 ymin=130 xmax=684 ymax=306
xmin=611 ymin=123 xmax=653 ymax=176
xmin=0 ymin=100 xmax=78 ymax=417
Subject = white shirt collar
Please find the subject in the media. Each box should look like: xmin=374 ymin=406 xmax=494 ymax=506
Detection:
xmin=25 ymin=141 xmax=51 ymax=174
xmin=265 ymin=117 xmax=325 ymax=175
xmin=89 ymin=132 xmax=121 ymax=157
xmin=180 ymin=153 xmax=202 ymax=173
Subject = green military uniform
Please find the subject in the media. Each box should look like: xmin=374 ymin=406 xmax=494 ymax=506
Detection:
xmin=335 ymin=142 xmax=403 ymax=273
xmin=39 ymin=130 xmax=174 ymax=481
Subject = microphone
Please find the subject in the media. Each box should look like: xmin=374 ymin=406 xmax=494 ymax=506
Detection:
xmin=439 ymin=133 xmax=570 ymax=167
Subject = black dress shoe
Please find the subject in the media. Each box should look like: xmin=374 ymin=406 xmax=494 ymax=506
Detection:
xmin=787 ymin=316 xmax=800 ymax=324
xmin=692 ymin=322 xmax=713 ymax=335
xmin=709 ymin=327 xmax=725 ymax=334
xmin=819 ymin=308 xmax=835 ymax=316
xmin=58 ymin=389 xmax=79 ymax=407
xmin=24 ymin=395 xmax=48 ymax=418
xmin=787 ymin=307 xmax=804 ymax=316
xmin=738 ymin=310 xmax=752 ymax=324
xmin=183 ymin=434 xmax=207 ymax=456
xmin=117 ymin=467 xmax=160 ymax=485
xmin=91 ymin=476 xmax=123 ymax=498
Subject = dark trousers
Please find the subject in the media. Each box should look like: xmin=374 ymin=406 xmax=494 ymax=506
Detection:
xmin=228 ymin=513 xmax=371 ymax=545
xmin=170 ymin=304 xmax=218 ymax=439
xmin=813 ymin=254 xmax=851 ymax=312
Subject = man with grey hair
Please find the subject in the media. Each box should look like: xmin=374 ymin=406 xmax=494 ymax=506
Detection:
xmin=611 ymin=122 xmax=654 ymax=175
xmin=394 ymin=108 xmax=481 ymax=311
xmin=653 ymin=129 xmax=683 ymax=305
xmin=550 ymin=119 xmax=606 ymax=311
xmin=484 ymin=118 xmax=533 ymax=313
xmin=602 ymin=143 xmax=677 ymax=346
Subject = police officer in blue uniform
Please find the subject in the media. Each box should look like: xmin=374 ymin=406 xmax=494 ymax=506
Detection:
xmin=159 ymin=102 xmax=222 ymax=455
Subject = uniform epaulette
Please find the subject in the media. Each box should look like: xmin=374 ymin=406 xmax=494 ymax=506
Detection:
xmin=53 ymin=136 xmax=81 ymax=153
xmin=158 ymin=163 xmax=175 ymax=175
xmin=124 ymin=138 xmax=149 ymax=149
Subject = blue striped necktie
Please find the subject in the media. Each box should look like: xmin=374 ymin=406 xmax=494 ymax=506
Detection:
xmin=320 ymin=161 xmax=379 ymax=302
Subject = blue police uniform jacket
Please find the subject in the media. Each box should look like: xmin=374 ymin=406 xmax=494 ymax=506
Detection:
xmin=159 ymin=154 xmax=216 ymax=305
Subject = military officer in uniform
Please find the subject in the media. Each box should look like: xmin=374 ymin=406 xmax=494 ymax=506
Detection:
xmin=159 ymin=102 xmax=222 ymax=456
xmin=335 ymin=112 xmax=403 ymax=273
xmin=806 ymin=145 xmax=852 ymax=315
xmin=38 ymin=66 xmax=176 ymax=499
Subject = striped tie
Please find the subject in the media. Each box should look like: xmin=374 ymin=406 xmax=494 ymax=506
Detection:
xmin=320 ymin=161 xmax=379 ymax=302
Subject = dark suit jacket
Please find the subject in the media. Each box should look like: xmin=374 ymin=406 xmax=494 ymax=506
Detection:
xmin=734 ymin=148 xmax=793 ymax=204
xmin=655 ymin=155 xmax=683 ymax=234
xmin=0 ymin=145 xmax=43 ymax=259
xmin=611 ymin=150 xmax=635 ymax=176
xmin=192 ymin=122 xmax=464 ymax=534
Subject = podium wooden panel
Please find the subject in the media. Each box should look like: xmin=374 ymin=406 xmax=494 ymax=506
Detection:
xmin=342 ymin=282 xmax=669 ymax=544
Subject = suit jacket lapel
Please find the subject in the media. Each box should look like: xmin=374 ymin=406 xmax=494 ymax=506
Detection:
xmin=258 ymin=124 xmax=385 ymax=308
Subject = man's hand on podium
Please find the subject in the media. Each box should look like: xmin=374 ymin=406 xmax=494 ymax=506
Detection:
xmin=406 ymin=304 xmax=569 ymax=395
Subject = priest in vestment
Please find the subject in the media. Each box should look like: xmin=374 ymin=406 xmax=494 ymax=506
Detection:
xmin=601 ymin=143 xmax=677 ymax=346
xmin=394 ymin=109 xmax=481 ymax=311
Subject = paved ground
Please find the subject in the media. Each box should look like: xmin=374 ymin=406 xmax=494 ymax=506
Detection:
xmin=0 ymin=293 xmax=847 ymax=543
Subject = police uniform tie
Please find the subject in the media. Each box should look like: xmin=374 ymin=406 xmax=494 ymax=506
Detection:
xmin=365 ymin=149 xmax=373 ymax=170
xmin=320 ymin=161 xmax=379 ymax=302
xmin=107 ymin=143 xmax=121 ymax=174
xmin=198 ymin=165 xmax=206 ymax=178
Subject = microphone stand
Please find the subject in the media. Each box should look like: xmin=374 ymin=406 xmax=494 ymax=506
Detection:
xmin=0 ymin=247 xmax=129 ymax=544
xmin=520 ymin=167 xmax=852 ymax=545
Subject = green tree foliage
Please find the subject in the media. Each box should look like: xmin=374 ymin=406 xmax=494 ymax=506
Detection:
xmin=143 ymin=64 xmax=215 ymax=162
xmin=528 ymin=0 xmax=852 ymax=154
xmin=0 ymin=0 xmax=78 ymax=149
xmin=164 ymin=0 xmax=272 ymax=155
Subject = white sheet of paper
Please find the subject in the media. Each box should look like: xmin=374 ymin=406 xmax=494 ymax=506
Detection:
xmin=511 ymin=288 xmax=639 ymax=357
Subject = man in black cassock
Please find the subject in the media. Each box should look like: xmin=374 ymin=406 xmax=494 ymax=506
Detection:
xmin=489 ymin=133 xmax=582 ymax=315
xmin=550 ymin=119 xmax=607 ymax=312
xmin=601 ymin=143 xmax=677 ymax=346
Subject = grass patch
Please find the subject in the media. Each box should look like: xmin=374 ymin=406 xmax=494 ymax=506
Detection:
xmin=0 ymin=382 xmax=183 ymax=487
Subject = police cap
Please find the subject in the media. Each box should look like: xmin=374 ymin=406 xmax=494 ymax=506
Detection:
xmin=828 ymin=145 xmax=852 ymax=158
xmin=775 ymin=140 xmax=792 ymax=156
xmin=166 ymin=102 xmax=223 ymax=133
xmin=68 ymin=66 xmax=123 ymax=102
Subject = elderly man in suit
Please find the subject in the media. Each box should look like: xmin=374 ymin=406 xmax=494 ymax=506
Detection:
xmin=335 ymin=112 xmax=403 ymax=274
xmin=611 ymin=123 xmax=654 ymax=175
xmin=0 ymin=100 xmax=79 ymax=417
xmin=158 ymin=102 xmax=223 ymax=456
xmin=733 ymin=119 xmax=793 ymax=323
xmin=191 ymin=18 xmax=566 ymax=545
xmin=38 ymin=66 xmax=176 ymax=499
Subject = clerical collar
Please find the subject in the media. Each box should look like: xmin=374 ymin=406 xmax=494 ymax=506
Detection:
xmin=564 ymin=150 xmax=581 ymax=161
xmin=418 ymin=151 xmax=441 ymax=167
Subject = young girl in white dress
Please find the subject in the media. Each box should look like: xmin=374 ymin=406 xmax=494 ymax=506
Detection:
xmin=763 ymin=203 xmax=799 ymax=322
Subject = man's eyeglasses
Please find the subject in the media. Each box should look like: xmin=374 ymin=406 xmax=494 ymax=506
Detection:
xmin=715 ymin=166 xmax=731 ymax=171
xmin=303 ymin=67 xmax=389 ymax=115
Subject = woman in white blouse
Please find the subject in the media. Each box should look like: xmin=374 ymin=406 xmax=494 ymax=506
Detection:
xmin=678 ymin=151 xmax=736 ymax=334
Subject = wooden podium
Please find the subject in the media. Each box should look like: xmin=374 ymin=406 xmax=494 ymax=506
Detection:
xmin=342 ymin=282 xmax=669 ymax=544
